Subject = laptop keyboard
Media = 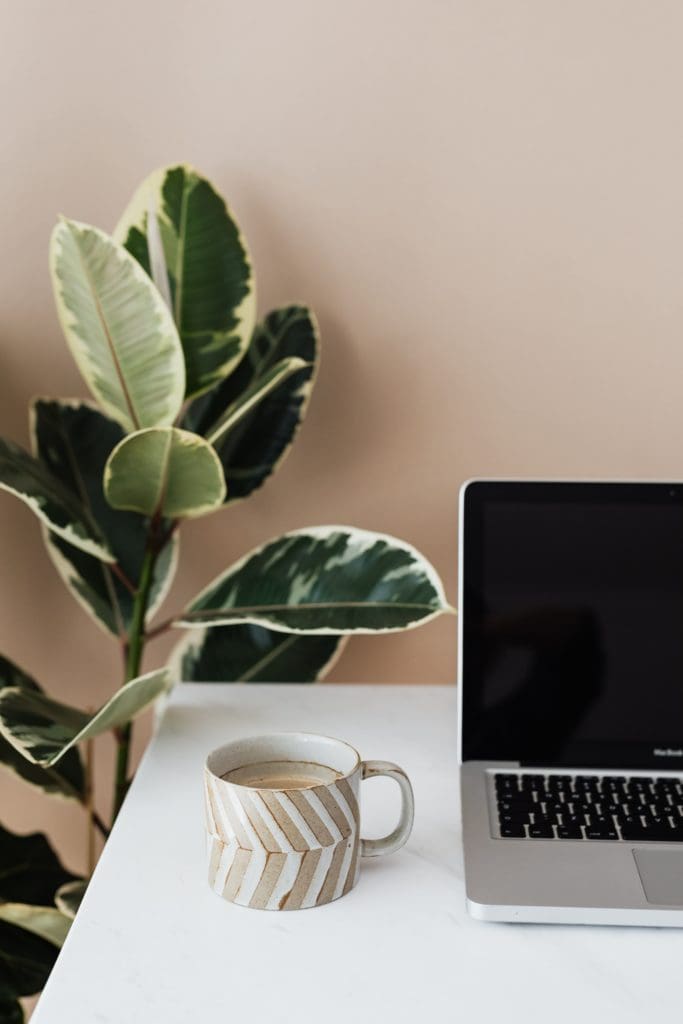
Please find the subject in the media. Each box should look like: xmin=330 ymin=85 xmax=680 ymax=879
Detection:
xmin=495 ymin=773 xmax=683 ymax=841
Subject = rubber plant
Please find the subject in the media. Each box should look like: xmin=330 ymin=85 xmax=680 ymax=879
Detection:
xmin=0 ymin=165 xmax=452 ymax=1019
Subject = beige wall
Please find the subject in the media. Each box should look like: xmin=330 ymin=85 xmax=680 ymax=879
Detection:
xmin=2 ymin=0 xmax=683 ymax=873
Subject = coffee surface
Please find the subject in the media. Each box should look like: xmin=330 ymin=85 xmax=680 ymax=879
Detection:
xmin=222 ymin=759 xmax=342 ymax=790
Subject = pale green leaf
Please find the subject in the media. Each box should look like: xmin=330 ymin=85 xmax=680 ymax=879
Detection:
xmin=0 ymin=436 xmax=112 ymax=562
xmin=54 ymin=879 xmax=87 ymax=920
xmin=178 ymin=527 xmax=452 ymax=634
xmin=50 ymin=218 xmax=185 ymax=432
xmin=145 ymin=202 xmax=173 ymax=309
xmin=115 ymin=165 xmax=256 ymax=398
xmin=0 ymin=905 xmax=71 ymax=948
xmin=0 ymin=668 xmax=170 ymax=767
xmin=32 ymin=399 xmax=178 ymax=636
xmin=183 ymin=305 xmax=319 ymax=503
xmin=170 ymin=624 xmax=345 ymax=682
xmin=104 ymin=427 xmax=226 ymax=518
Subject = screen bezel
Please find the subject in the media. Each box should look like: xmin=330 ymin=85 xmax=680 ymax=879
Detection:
xmin=458 ymin=479 xmax=683 ymax=769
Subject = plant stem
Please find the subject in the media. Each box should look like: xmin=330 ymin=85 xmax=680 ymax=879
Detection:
xmin=111 ymin=543 xmax=158 ymax=821
xmin=86 ymin=733 xmax=95 ymax=873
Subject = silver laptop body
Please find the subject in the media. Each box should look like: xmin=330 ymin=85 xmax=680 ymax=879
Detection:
xmin=459 ymin=480 xmax=683 ymax=926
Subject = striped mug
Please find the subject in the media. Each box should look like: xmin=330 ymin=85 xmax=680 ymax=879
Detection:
xmin=204 ymin=732 xmax=414 ymax=911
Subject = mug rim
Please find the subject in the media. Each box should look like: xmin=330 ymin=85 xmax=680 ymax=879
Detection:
xmin=205 ymin=731 xmax=362 ymax=790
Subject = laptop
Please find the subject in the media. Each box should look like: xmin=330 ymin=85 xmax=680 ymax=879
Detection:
xmin=459 ymin=480 xmax=683 ymax=926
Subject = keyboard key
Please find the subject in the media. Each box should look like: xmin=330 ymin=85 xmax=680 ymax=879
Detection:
xmin=500 ymin=825 xmax=526 ymax=838
xmin=627 ymin=781 xmax=653 ymax=797
xmin=557 ymin=826 xmax=583 ymax=839
xmin=620 ymin=824 xmax=683 ymax=842
xmin=497 ymin=799 xmax=528 ymax=813
xmin=528 ymin=825 xmax=554 ymax=839
xmin=585 ymin=828 xmax=618 ymax=840
xmin=587 ymin=815 xmax=612 ymax=829
xmin=499 ymin=815 xmax=530 ymax=829
xmin=495 ymin=773 xmax=518 ymax=787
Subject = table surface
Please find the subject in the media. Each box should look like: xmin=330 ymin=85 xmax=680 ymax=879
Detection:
xmin=33 ymin=684 xmax=683 ymax=1024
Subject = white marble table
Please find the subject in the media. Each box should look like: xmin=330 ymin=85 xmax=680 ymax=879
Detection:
xmin=33 ymin=684 xmax=683 ymax=1023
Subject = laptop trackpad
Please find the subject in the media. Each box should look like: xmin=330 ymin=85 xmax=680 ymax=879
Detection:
xmin=633 ymin=849 xmax=683 ymax=906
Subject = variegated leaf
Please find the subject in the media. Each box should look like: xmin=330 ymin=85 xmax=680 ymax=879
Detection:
xmin=169 ymin=623 xmax=345 ymax=682
xmin=205 ymin=357 xmax=308 ymax=446
xmin=0 ymin=826 xmax=77 ymax=998
xmin=115 ymin=165 xmax=256 ymax=399
xmin=32 ymin=400 xmax=178 ymax=636
xmin=178 ymin=527 xmax=451 ymax=634
xmin=50 ymin=218 xmax=185 ymax=432
xmin=0 ymin=905 xmax=71 ymax=948
xmin=54 ymin=879 xmax=87 ymax=920
xmin=0 ymin=436 xmax=112 ymax=562
xmin=0 ymin=668 xmax=170 ymax=767
xmin=183 ymin=306 xmax=318 ymax=502
xmin=104 ymin=427 xmax=226 ymax=518
xmin=0 ymin=656 xmax=84 ymax=801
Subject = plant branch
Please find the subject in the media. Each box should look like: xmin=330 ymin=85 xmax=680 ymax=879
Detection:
xmin=109 ymin=562 xmax=137 ymax=595
xmin=144 ymin=616 xmax=177 ymax=641
xmin=92 ymin=811 xmax=110 ymax=840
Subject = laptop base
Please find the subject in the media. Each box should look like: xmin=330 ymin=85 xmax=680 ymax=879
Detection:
xmin=461 ymin=763 xmax=683 ymax=928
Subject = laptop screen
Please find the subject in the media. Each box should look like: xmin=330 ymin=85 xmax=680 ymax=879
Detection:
xmin=461 ymin=481 xmax=683 ymax=769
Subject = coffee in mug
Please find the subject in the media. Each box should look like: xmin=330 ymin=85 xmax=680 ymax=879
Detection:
xmin=221 ymin=760 xmax=343 ymax=790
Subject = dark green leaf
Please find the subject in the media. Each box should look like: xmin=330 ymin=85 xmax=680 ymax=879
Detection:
xmin=171 ymin=624 xmax=344 ymax=682
xmin=183 ymin=306 xmax=318 ymax=502
xmin=32 ymin=400 xmax=178 ymax=636
xmin=0 ymin=989 xmax=23 ymax=1024
xmin=0 ymin=921 xmax=59 ymax=997
xmin=0 ymin=825 xmax=76 ymax=906
xmin=115 ymin=165 xmax=256 ymax=398
xmin=179 ymin=526 xmax=451 ymax=633
xmin=0 ymin=657 xmax=84 ymax=801
xmin=0 ymin=436 xmax=112 ymax=563
xmin=204 ymin=358 xmax=309 ymax=448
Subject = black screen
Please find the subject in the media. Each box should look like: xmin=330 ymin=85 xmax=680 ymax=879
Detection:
xmin=462 ymin=482 xmax=683 ymax=768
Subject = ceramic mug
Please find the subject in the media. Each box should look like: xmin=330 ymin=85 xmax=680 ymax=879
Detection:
xmin=204 ymin=732 xmax=414 ymax=911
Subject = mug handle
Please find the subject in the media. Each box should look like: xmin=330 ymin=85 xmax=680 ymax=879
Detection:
xmin=360 ymin=760 xmax=415 ymax=858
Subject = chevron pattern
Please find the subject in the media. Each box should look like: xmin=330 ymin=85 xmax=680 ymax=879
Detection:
xmin=204 ymin=768 xmax=361 ymax=910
